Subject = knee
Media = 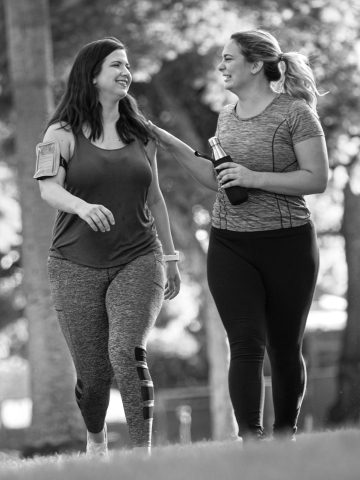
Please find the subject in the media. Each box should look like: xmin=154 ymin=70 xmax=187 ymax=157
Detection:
xmin=230 ymin=336 xmax=265 ymax=361
xmin=267 ymin=344 xmax=302 ymax=367
xmin=75 ymin=372 xmax=114 ymax=404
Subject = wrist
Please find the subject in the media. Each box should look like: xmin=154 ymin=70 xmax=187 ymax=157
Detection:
xmin=74 ymin=198 xmax=88 ymax=216
xmin=253 ymin=171 xmax=264 ymax=189
xmin=163 ymin=250 xmax=179 ymax=262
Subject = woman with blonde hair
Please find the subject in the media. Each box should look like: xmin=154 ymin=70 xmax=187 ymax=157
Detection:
xmin=149 ymin=29 xmax=328 ymax=442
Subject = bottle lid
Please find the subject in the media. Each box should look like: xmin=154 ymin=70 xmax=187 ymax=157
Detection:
xmin=208 ymin=136 xmax=220 ymax=148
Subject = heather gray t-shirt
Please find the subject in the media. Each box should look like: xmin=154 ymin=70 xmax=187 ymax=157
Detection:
xmin=213 ymin=93 xmax=325 ymax=232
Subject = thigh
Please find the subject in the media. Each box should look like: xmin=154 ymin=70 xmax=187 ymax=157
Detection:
xmin=207 ymin=230 xmax=267 ymax=345
xmin=47 ymin=254 xmax=111 ymax=374
xmin=255 ymin=228 xmax=319 ymax=350
xmin=106 ymin=250 xmax=165 ymax=349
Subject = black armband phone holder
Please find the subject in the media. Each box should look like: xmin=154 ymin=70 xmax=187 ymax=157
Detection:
xmin=34 ymin=139 xmax=67 ymax=180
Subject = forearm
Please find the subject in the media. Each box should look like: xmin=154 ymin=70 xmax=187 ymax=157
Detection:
xmin=255 ymin=170 xmax=328 ymax=196
xmin=40 ymin=181 xmax=86 ymax=214
xmin=148 ymin=196 xmax=177 ymax=255
xmin=169 ymin=139 xmax=218 ymax=192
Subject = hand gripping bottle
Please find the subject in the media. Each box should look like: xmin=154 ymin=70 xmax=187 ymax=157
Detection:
xmin=208 ymin=136 xmax=248 ymax=206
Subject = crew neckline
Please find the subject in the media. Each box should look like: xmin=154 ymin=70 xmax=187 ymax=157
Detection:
xmin=233 ymin=93 xmax=281 ymax=121
xmin=80 ymin=130 xmax=131 ymax=152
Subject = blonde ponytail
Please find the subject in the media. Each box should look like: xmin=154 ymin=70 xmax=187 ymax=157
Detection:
xmin=279 ymin=52 xmax=322 ymax=111
xmin=230 ymin=29 xmax=324 ymax=112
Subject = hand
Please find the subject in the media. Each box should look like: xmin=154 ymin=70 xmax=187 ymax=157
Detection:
xmin=77 ymin=203 xmax=115 ymax=232
xmin=147 ymin=121 xmax=177 ymax=151
xmin=216 ymin=162 xmax=258 ymax=189
xmin=164 ymin=261 xmax=181 ymax=300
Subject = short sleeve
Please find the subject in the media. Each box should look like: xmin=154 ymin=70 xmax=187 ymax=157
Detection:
xmin=287 ymin=100 xmax=324 ymax=145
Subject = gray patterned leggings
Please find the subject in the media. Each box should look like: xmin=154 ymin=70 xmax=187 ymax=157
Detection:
xmin=47 ymin=249 xmax=165 ymax=447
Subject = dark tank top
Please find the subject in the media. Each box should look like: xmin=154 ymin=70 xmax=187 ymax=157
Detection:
xmin=50 ymin=131 xmax=161 ymax=268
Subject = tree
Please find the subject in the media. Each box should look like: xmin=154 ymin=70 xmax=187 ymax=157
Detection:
xmin=3 ymin=0 xmax=82 ymax=452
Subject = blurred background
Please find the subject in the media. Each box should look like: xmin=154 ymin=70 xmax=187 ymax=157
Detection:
xmin=0 ymin=0 xmax=359 ymax=457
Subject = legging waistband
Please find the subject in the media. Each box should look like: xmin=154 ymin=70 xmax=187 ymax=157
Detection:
xmin=211 ymin=221 xmax=313 ymax=240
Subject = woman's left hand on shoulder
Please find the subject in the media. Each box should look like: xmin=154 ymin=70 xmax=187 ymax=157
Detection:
xmin=216 ymin=162 xmax=257 ymax=189
xmin=164 ymin=261 xmax=181 ymax=300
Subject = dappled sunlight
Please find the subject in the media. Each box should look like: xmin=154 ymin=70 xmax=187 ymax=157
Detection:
xmin=0 ymin=164 xmax=22 ymax=254
xmin=148 ymin=280 xmax=201 ymax=359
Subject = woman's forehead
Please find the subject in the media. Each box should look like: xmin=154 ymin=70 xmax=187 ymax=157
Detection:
xmin=222 ymin=40 xmax=240 ymax=56
xmin=104 ymin=49 xmax=128 ymax=63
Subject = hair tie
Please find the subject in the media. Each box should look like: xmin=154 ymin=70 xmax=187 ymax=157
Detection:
xmin=279 ymin=53 xmax=285 ymax=62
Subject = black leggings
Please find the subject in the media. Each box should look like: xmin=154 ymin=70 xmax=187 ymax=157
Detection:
xmin=207 ymin=222 xmax=319 ymax=439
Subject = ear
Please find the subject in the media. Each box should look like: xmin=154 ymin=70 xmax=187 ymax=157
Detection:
xmin=251 ymin=61 xmax=264 ymax=75
xmin=93 ymin=78 xmax=97 ymax=85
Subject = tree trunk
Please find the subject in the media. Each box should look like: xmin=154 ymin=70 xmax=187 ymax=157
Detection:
xmin=328 ymin=164 xmax=360 ymax=426
xmin=4 ymin=0 xmax=82 ymax=451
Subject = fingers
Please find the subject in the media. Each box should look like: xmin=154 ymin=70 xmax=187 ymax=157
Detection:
xmin=80 ymin=204 xmax=115 ymax=232
xmin=218 ymin=170 xmax=237 ymax=186
xmin=215 ymin=162 xmax=233 ymax=171
xmin=147 ymin=120 xmax=161 ymax=136
xmin=147 ymin=121 xmax=171 ymax=150
xmin=164 ymin=270 xmax=181 ymax=300
xmin=99 ymin=205 xmax=115 ymax=227
xmin=94 ymin=211 xmax=111 ymax=232
xmin=87 ymin=217 xmax=100 ymax=232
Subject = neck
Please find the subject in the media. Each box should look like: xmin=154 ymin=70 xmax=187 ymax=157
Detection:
xmin=233 ymin=80 xmax=277 ymax=118
xmin=99 ymin=95 xmax=123 ymax=125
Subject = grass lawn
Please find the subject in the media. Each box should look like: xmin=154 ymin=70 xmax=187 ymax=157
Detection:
xmin=0 ymin=429 xmax=359 ymax=480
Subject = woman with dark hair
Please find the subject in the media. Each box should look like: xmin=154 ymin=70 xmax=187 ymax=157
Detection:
xmin=35 ymin=37 xmax=180 ymax=457
xmin=148 ymin=29 xmax=328 ymax=442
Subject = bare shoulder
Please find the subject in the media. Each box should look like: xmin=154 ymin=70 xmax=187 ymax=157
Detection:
xmin=42 ymin=122 xmax=75 ymax=161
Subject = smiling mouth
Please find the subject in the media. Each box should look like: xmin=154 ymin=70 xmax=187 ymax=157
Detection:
xmin=223 ymin=75 xmax=232 ymax=80
xmin=116 ymin=79 xmax=129 ymax=87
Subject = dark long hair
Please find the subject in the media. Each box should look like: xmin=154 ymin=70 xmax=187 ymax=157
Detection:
xmin=230 ymin=30 xmax=323 ymax=111
xmin=46 ymin=37 xmax=153 ymax=144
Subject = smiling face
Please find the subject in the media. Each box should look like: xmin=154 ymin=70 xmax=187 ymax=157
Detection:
xmin=217 ymin=40 xmax=254 ymax=94
xmin=93 ymin=49 xmax=132 ymax=102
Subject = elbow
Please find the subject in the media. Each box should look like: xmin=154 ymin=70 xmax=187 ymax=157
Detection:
xmin=317 ymin=175 xmax=329 ymax=194
xmin=309 ymin=172 xmax=328 ymax=195
xmin=39 ymin=181 xmax=54 ymax=204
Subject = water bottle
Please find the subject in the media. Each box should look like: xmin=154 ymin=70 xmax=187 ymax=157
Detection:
xmin=208 ymin=136 xmax=248 ymax=206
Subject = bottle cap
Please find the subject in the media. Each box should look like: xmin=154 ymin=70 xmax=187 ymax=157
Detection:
xmin=208 ymin=137 xmax=220 ymax=148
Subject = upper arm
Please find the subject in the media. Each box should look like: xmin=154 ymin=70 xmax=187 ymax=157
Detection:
xmin=38 ymin=123 xmax=74 ymax=190
xmin=294 ymin=136 xmax=329 ymax=189
xmin=145 ymin=140 xmax=163 ymax=206
xmin=288 ymin=101 xmax=328 ymax=189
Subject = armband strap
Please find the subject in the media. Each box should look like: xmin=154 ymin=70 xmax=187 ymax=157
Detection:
xmin=33 ymin=139 xmax=67 ymax=180
xmin=60 ymin=155 xmax=68 ymax=171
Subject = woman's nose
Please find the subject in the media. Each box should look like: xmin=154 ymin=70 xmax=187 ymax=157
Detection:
xmin=218 ymin=61 xmax=224 ymax=71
